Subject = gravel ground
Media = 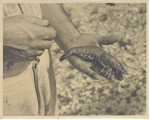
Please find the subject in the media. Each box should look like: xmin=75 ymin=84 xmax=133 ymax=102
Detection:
xmin=50 ymin=3 xmax=146 ymax=115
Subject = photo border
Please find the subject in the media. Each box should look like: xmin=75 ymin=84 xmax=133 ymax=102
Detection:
xmin=0 ymin=0 xmax=148 ymax=119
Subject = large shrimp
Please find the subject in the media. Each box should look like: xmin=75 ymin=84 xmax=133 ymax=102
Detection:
xmin=60 ymin=46 xmax=127 ymax=80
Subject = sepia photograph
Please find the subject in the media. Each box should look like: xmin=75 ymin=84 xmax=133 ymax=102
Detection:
xmin=2 ymin=1 xmax=148 ymax=118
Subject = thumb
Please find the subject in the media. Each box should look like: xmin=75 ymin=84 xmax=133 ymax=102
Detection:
xmin=95 ymin=35 xmax=122 ymax=46
xmin=23 ymin=15 xmax=49 ymax=27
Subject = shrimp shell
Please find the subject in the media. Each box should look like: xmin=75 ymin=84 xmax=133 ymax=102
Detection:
xmin=60 ymin=46 xmax=128 ymax=76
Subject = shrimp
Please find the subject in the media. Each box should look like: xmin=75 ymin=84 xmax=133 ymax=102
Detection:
xmin=60 ymin=46 xmax=127 ymax=80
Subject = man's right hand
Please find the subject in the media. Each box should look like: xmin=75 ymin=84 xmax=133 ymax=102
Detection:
xmin=4 ymin=15 xmax=56 ymax=63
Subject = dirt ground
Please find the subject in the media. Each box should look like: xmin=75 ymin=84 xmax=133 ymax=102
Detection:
xmin=50 ymin=3 xmax=146 ymax=115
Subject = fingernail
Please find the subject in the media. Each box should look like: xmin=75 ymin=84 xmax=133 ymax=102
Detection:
xmin=43 ymin=19 xmax=49 ymax=25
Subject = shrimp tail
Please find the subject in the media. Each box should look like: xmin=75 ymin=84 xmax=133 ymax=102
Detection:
xmin=60 ymin=51 xmax=72 ymax=62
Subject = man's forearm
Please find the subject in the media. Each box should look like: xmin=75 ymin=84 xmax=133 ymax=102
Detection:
xmin=40 ymin=4 xmax=80 ymax=51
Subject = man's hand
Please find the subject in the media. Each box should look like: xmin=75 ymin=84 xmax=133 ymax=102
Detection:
xmin=67 ymin=34 xmax=122 ymax=80
xmin=40 ymin=4 xmax=124 ymax=80
xmin=4 ymin=15 xmax=56 ymax=64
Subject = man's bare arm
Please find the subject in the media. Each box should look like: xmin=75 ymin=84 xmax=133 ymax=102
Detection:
xmin=40 ymin=4 xmax=80 ymax=51
xmin=40 ymin=4 xmax=124 ymax=80
xmin=41 ymin=4 xmax=101 ymax=79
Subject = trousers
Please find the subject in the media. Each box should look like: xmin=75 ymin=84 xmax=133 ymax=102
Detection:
xmin=3 ymin=3 xmax=58 ymax=116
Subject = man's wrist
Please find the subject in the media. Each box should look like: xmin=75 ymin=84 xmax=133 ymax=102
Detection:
xmin=55 ymin=31 xmax=81 ymax=51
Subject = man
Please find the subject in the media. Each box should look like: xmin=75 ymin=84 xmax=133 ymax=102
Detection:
xmin=3 ymin=3 xmax=122 ymax=116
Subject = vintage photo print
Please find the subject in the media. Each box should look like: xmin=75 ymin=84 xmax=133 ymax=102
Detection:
xmin=2 ymin=0 xmax=148 ymax=119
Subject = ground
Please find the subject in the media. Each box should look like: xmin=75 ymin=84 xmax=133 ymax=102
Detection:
xmin=50 ymin=3 xmax=146 ymax=115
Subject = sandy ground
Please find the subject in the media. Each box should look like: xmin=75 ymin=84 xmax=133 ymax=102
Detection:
xmin=50 ymin=3 xmax=146 ymax=115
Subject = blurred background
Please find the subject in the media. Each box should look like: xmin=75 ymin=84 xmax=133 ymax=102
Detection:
xmin=50 ymin=3 xmax=146 ymax=115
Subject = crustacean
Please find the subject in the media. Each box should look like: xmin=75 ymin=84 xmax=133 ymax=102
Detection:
xmin=60 ymin=46 xmax=128 ymax=81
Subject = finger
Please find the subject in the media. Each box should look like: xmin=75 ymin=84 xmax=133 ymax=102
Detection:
xmin=35 ymin=50 xmax=45 ymax=56
xmin=90 ymin=61 xmax=114 ymax=80
xmin=33 ymin=19 xmax=49 ymax=27
xmin=68 ymin=57 xmax=100 ymax=80
xmin=42 ymin=26 xmax=56 ymax=40
xmin=83 ymin=68 xmax=100 ymax=80
xmin=78 ymin=65 xmax=100 ymax=80
xmin=114 ymin=71 xmax=124 ymax=81
xmin=24 ymin=15 xmax=49 ymax=27
xmin=30 ymin=40 xmax=52 ymax=49
xmin=26 ymin=50 xmax=44 ymax=59
xmin=33 ymin=25 xmax=56 ymax=40
xmin=27 ymin=56 xmax=37 ymax=61
xmin=95 ymin=35 xmax=122 ymax=46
